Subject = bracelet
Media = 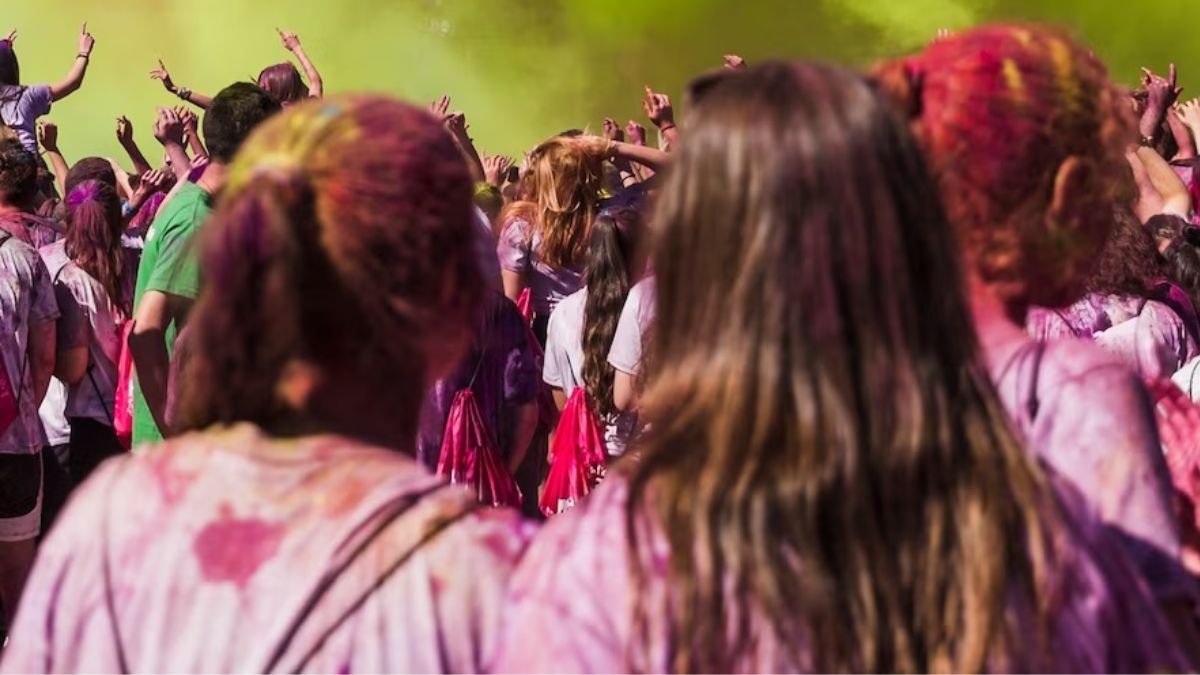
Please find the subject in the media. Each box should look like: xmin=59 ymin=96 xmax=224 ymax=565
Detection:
xmin=176 ymin=87 xmax=192 ymax=101
xmin=659 ymin=123 xmax=677 ymax=133
xmin=76 ymin=52 xmax=90 ymax=59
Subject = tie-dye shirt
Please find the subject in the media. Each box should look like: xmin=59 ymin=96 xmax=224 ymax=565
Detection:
xmin=1 ymin=424 xmax=534 ymax=673
xmin=493 ymin=474 xmax=1187 ymax=673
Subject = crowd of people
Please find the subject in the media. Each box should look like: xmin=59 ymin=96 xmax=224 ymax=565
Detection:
xmin=0 ymin=17 xmax=1199 ymax=673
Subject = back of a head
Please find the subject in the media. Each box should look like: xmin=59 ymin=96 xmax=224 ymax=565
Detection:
xmin=65 ymin=157 xmax=117 ymax=197
xmin=631 ymin=60 xmax=1067 ymax=672
xmin=1164 ymin=231 xmax=1200 ymax=311
xmin=874 ymin=25 xmax=1132 ymax=309
xmin=202 ymin=82 xmax=282 ymax=164
xmin=256 ymin=63 xmax=307 ymax=106
xmin=0 ymin=139 xmax=38 ymax=207
xmin=525 ymin=137 xmax=603 ymax=268
xmin=177 ymin=95 xmax=480 ymax=446
xmin=65 ymin=180 xmax=126 ymax=311
xmin=1085 ymin=209 xmax=1169 ymax=297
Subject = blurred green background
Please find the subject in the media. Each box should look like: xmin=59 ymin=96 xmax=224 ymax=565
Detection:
xmin=4 ymin=0 xmax=1192 ymax=164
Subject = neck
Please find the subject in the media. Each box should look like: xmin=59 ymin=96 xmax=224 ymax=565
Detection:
xmin=195 ymin=161 xmax=228 ymax=196
xmin=967 ymin=273 xmax=1031 ymax=356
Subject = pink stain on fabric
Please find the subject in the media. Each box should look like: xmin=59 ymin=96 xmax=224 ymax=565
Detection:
xmin=194 ymin=504 xmax=285 ymax=587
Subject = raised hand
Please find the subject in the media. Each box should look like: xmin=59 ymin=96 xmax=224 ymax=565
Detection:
xmin=642 ymin=87 xmax=676 ymax=130
xmin=173 ymin=106 xmax=199 ymax=133
xmin=482 ymin=154 xmax=513 ymax=187
xmin=77 ymin=22 xmax=94 ymax=56
xmin=1142 ymin=64 xmax=1184 ymax=115
xmin=37 ymin=120 xmax=59 ymax=152
xmin=603 ymin=117 xmax=625 ymax=142
xmin=722 ymin=54 xmax=746 ymax=70
xmin=152 ymin=107 xmax=185 ymax=146
xmin=116 ymin=115 xmax=134 ymax=145
xmin=277 ymin=28 xmax=301 ymax=52
xmin=150 ymin=59 xmax=175 ymax=92
xmin=429 ymin=95 xmax=451 ymax=122
xmin=444 ymin=110 xmax=469 ymax=140
xmin=625 ymin=120 xmax=647 ymax=146
xmin=1178 ymin=98 xmax=1200 ymax=136
xmin=136 ymin=169 xmax=168 ymax=196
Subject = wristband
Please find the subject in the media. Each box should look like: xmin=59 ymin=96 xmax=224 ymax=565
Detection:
xmin=177 ymin=87 xmax=192 ymax=101
xmin=76 ymin=53 xmax=90 ymax=59
xmin=659 ymin=123 xmax=677 ymax=133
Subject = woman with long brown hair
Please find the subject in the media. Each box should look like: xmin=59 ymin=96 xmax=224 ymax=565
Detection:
xmin=494 ymin=61 xmax=1184 ymax=673
xmin=2 ymin=96 xmax=531 ymax=673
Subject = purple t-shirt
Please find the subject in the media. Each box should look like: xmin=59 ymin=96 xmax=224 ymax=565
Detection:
xmin=607 ymin=276 xmax=655 ymax=376
xmin=985 ymin=330 xmax=1193 ymax=602
xmin=416 ymin=291 xmax=539 ymax=471
xmin=497 ymin=218 xmax=583 ymax=317
xmin=493 ymin=473 xmax=1187 ymax=672
xmin=0 ymin=85 xmax=53 ymax=154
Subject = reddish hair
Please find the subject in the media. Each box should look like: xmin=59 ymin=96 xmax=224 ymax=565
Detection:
xmin=874 ymin=25 xmax=1133 ymax=309
xmin=175 ymin=96 xmax=480 ymax=443
xmin=256 ymin=62 xmax=307 ymax=106
xmin=65 ymin=180 xmax=128 ymax=315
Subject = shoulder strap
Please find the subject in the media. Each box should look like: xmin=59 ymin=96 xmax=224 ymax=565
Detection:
xmin=1025 ymin=341 xmax=1048 ymax=421
xmin=264 ymin=482 xmax=480 ymax=673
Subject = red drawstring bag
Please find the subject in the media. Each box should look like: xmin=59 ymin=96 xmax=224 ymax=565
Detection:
xmin=539 ymin=388 xmax=607 ymax=517
xmin=437 ymin=390 xmax=523 ymax=508
xmin=516 ymin=287 xmax=533 ymax=323
xmin=112 ymin=321 xmax=136 ymax=450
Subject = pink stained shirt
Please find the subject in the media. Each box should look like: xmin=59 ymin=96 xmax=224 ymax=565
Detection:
xmin=1 ymin=424 xmax=534 ymax=673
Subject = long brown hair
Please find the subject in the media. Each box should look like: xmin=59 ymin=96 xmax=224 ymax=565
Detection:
xmin=581 ymin=209 xmax=641 ymax=416
xmin=65 ymin=180 xmax=128 ymax=315
xmin=627 ymin=61 xmax=1070 ymax=672
xmin=175 ymin=95 xmax=480 ymax=446
xmin=503 ymin=137 xmax=603 ymax=268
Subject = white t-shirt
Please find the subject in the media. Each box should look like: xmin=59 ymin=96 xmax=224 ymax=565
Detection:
xmin=607 ymin=276 xmax=656 ymax=375
xmin=543 ymin=288 xmax=637 ymax=457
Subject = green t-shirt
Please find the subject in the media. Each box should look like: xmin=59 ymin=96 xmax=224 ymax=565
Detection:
xmin=131 ymin=182 xmax=213 ymax=448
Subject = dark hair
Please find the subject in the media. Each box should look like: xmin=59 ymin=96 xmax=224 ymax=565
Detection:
xmin=1085 ymin=209 xmax=1169 ymax=297
xmin=1164 ymin=235 xmax=1200 ymax=316
xmin=65 ymin=181 xmax=128 ymax=314
xmin=256 ymin=63 xmax=308 ymax=106
xmin=202 ymin=83 xmax=282 ymax=163
xmin=629 ymin=60 xmax=1071 ymax=672
xmin=1147 ymin=213 xmax=1188 ymax=245
xmin=64 ymin=157 xmax=117 ymax=197
xmin=177 ymin=95 xmax=480 ymax=447
xmin=0 ymin=140 xmax=38 ymax=205
xmin=0 ymin=40 xmax=19 ymax=88
xmin=581 ymin=209 xmax=641 ymax=416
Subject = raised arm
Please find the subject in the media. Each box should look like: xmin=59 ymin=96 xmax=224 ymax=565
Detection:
xmin=431 ymin=96 xmax=486 ymax=183
xmin=175 ymin=106 xmax=208 ymax=160
xmin=152 ymin=107 xmax=191 ymax=182
xmin=1136 ymin=145 xmax=1191 ymax=218
xmin=278 ymin=29 xmax=323 ymax=99
xmin=116 ymin=115 xmax=153 ymax=177
xmin=36 ymin=121 xmax=68 ymax=196
xmin=150 ymin=59 xmax=213 ymax=110
xmin=49 ymin=23 xmax=94 ymax=102
xmin=643 ymin=87 xmax=679 ymax=151
xmin=1138 ymin=64 xmax=1183 ymax=146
